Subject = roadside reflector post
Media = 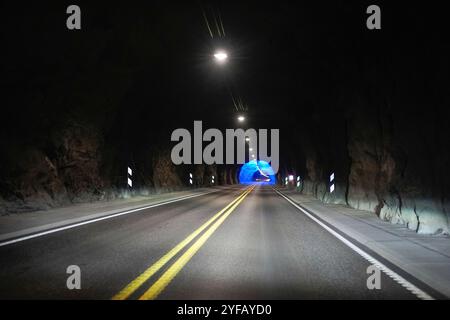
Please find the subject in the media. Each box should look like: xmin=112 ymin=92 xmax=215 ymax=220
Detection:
xmin=127 ymin=167 xmax=133 ymax=188
xmin=329 ymin=172 xmax=335 ymax=193
xmin=189 ymin=173 xmax=193 ymax=185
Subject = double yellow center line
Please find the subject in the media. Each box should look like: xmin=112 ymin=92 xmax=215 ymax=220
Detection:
xmin=112 ymin=185 xmax=255 ymax=300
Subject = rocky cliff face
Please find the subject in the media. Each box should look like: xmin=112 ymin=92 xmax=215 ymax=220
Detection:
xmin=0 ymin=119 xmax=240 ymax=214
xmin=55 ymin=122 xmax=105 ymax=201
xmin=0 ymin=3 xmax=242 ymax=214
xmin=287 ymin=95 xmax=450 ymax=235
xmin=0 ymin=122 xmax=104 ymax=213
xmin=277 ymin=6 xmax=450 ymax=235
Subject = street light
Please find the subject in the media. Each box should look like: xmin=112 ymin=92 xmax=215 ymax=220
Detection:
xmin=237 ymin=115 xmax=245 ymax=122
xmin=214 ymin=50 xmax=228 ymax=63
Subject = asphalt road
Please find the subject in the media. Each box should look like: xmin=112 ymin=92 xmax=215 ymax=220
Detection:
xmin=0 ymin=185 xmax=419 ymax=299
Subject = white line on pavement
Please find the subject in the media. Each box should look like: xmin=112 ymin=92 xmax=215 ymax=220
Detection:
xmin=0 ymin=190 xmax=220 ymax=247
xmin=274 ymin=188 xmax=434 ymax=300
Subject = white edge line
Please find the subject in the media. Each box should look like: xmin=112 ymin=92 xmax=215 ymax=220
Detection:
xmin=274 ymin=188 xmax=434 ymax=301
xmin=0 ymin=190 xmax=220 ymax=247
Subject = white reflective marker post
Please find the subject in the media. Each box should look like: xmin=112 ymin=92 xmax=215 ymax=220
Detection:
xmin=127 ymin=167 xmax=132 ymax=188
xmin=189 ymin=173 xmax=193 ymax=185
xmin=330 ymin=172 xmax=335 ymax=193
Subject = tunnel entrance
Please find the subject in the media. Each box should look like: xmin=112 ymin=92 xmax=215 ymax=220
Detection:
xmin=238 ymin=160 xmax=276 ymax=185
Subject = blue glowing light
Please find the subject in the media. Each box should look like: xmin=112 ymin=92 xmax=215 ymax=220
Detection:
xmin=238 ymin=160 xmax=276 ymax=185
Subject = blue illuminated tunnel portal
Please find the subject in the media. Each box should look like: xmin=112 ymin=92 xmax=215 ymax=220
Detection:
xmin=238 ymin=160 xmax=276 ymax=185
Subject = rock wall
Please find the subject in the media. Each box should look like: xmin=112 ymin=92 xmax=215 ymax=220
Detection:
xmin=0 ymin=122 xmax=103 ymax=213
xmin=291 ymin=100 xmax=450 ymax=235
xmin=0 ymin=3 xmax=242 ymax=214
xmin=0 ymin=120 xmax=240 ymax=214
xmin=279 ymin=6 xmax=450 ymax=235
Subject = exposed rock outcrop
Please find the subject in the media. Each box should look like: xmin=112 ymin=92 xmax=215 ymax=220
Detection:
xmin=152 ymin=150 xmax=183 ymax=192
xmin=292 ymin=103 xmax=449 ymax=235
xmin=0 ymin=123 xmax=237 ymax=214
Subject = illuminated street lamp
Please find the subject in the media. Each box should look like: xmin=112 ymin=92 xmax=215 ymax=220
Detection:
xmin=237 ymin=115 xmax=245 ymax=122
xmin=214 ymin=50 xmax=228 ymax=63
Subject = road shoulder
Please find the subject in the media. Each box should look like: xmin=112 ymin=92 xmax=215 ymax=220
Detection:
xmin=0 ymin=187 xmax=232 ymax=244
xmin=276 ymin=188 xmax=450 ymax=299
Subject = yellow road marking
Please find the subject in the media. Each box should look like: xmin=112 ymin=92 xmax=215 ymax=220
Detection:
xmin=112 ymin=186 xmax=253 ymax=300
xmin=139 ymin=185 xmax=255 ymax=300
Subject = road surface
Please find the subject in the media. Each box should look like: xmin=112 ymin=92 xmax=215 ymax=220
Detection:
xmin=0 ymin=185 xmax=420 ymax=299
